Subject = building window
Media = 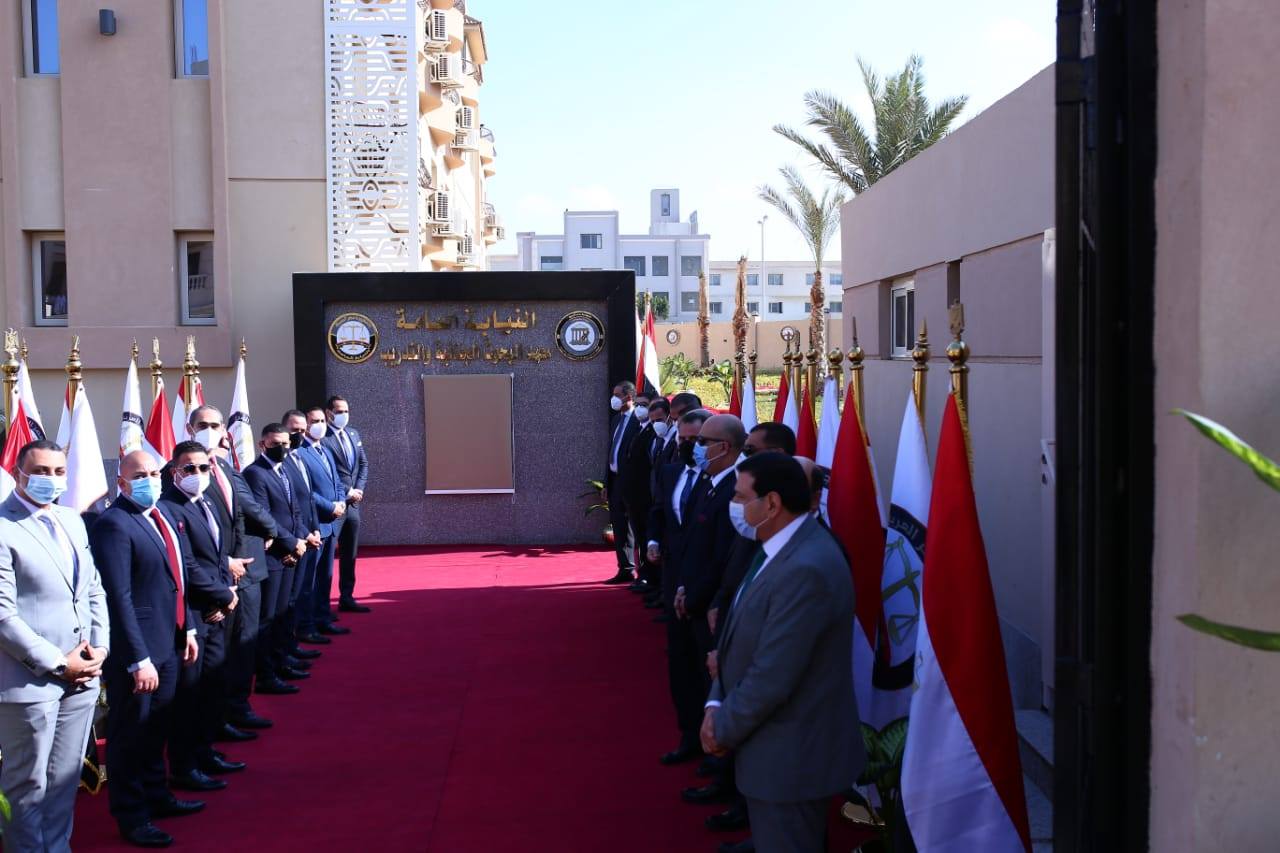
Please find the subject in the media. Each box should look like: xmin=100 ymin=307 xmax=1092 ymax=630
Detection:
xmin=891 ymin=280 xmax=916 ymax=357
xmin=660 ymin=193 xmax=671 ymax=216
xmin=709 ymin=301 xmax=723 ymax=314
xmin=803 ymin=303 xmax=812 ymax=313
xmin=768 ymin=302 xmax=784 ymax=314
xmin=580 ymin=233 xmax=602 ymax=249
xmin=652 ymin=256 xmax=669 ymax=277
xmin=540 ymin=256 xmax=563 ymax=271
xmin=179 ymin=236 xmax=216 ymax=325
xmin=24 ymin=0 xmax=60 ymax=76
xmin=31 ymin=234 xmax=67 ymax=326
xmin=747 ymin=301 xmax=759 ymax=314
xmin=709 ymin=274 xmax=721 ymax=286
xmin=680 ymin=255 xmax=702 ymax=276
xmin=805 ymin=273 xmax=816 ymax=286
xmin=769 ymin=273 xmax=784 ymax=286
xmin=829 ymin=301 xmax=842 ymax=314
xmin=175 ymin=0 xmax=210 ymax=77
xmin=623 ymin=256 xmax=646 ymax=277
xmin=831 ymin=273 xmax=843 ymax=286
xmin=746 ymin=274 xmax=759 ymax=287
xmin=680 ymin=292 xmax=698 ymax=312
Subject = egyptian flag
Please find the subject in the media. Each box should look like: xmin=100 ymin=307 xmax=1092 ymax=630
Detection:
xmin=145 ymin=378 xmax=177 ymax=465
xmin=795 ymin=382 xmax=817 ymax=458
xmin=901 ymin=395 xmax=1030 ymax=852
xmin=824 ymin=385 xmax=885 ymax=721
xmin=635 ymin=303 xmax=660 ymax=398
xmin=814 ymin=374 xmax=841 ymax=521
xmin=119 ymin=357 xmax=144 ymax=459
xmin=770 ymin=369 xmax=789 ymax=424
xmin=740 ymin=373 xmax=758 ymax=431
xmin=228 ymin=355 xmax=255 ymax=470
xmin=15 ymin=358 xmax=46 ymax=440
xmin=0 ymin=399 xmax=36 ymax=500
xmin=728 ymin=376 xmax=742 ymax=418
xmin=171 ymin=377 xmax=205 ymax=445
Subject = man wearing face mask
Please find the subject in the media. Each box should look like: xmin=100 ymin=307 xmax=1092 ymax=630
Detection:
xmin=619 ymin=395 xmax=665 ymax=595
xmin=645 ymin=408 xmax=712 ymax=764
xmin=283 ymin=409 xmax=347 ymax=642
xmin=602 ymin=381 xmax=641 ymax=585
xmin=702 ymin=452 xmax=865 ymax=853
xmin=90 ymin=450 xmax=204 ymax=847
xmin=159 ymin=442 xmax=246 ymax=791
xmin=0 ymin=441 xmax=109 ymax=851
xmin=321 ymin=396 xmax=371 ymax=614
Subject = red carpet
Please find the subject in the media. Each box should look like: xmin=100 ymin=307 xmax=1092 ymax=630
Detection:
xmin=68 ymin=546 xmax=750 ymax=852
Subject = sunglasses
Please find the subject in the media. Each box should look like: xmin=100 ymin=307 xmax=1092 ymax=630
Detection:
xmin=179 ymin=463 xmax=212 ymax=474
xmin=695 ymin=436 xmax=727 ymax=446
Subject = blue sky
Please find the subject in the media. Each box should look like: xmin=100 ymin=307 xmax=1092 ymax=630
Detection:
xmin=479 ymin=0 xmax=1056 ymax=263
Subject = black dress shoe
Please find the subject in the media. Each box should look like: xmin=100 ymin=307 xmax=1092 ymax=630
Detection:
xmin=256 ymin=677 xmax=300 ymax=695
xmin=318 ymin=623 xmax=351 ymax=635
xmin=681 ymin=781 xmax=732 ymax=804
xmin=229 ymin=712 xmax=273 ymax=730
xmin=296 ymin=632 xmax=332 ymax=645
xmin=338 ymin=598 xmax=371 ymax=613
xmin=290 ymin=647 xmax=322 ymax=659
xmin=602 ymin=569 xmax=634 ymax=585
xmin=717 ymin=839 xmax=755 ymax=853
xmin=653 ymin=612 xmax=671 ymax=623
xmin=281 ymin=656 xmax=313 ymax=670
xmin=644 ymin=597 xmax=663 ymax=609
xmin=628 ymin=580 xmax=649 ymax=593
xmin=276 ymin=666 xmax=310 ymax=681
xmin=706 ymin=803 xmax=750 ymax=832
xmin=659 ymin=742 xmax=702 ymax=766
xmin=199 ymin=755 xmax=246 ymax=775
xmin=147 ymin=797 xmax=205 ymax=818
xmin=169 ymin=770 xmax=227 ymax=792
xmin=120 ymin=822 xmax=173 ymax=848
xmin=213 ymin=723 xmax=257 ymax=742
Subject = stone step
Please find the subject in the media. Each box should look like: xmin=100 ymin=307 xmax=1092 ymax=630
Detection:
xmin=1016 ymin=708 xmax=1054 ymax=802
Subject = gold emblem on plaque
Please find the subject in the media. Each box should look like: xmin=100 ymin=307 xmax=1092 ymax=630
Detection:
xmin=328 ymin=313 xmax=379 ymax=364
xmin=554 ymin=311 xmax=605 ymax=361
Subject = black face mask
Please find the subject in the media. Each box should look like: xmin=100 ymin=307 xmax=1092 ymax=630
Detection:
xmin=288 ymin=431 xmax=304 ymax=449
xmin=263 ymin=444 xmax=289 ymax=464
xmin=678 ymin=440 xmax=696 ymax=468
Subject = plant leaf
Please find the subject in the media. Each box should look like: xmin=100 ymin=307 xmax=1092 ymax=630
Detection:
xmin=1175 ymin=409 xmax=1280 ymax=491
xmin=1178 ymin=614 xmax=1280 ymax=651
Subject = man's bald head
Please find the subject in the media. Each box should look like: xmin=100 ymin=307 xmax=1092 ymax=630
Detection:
xmin=120 ymin=449 xmax=160 ymax=480
xmin=702 ymin=414 xmax=746 ymax=450
xmin=794 ymin=456 xmax=825 ymax=512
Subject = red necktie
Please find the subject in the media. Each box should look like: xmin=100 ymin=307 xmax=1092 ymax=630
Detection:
xmin=211 ymin=460 xmax=234 ymax=510
xmin=150 ymin=508 xmax=185 ymax=627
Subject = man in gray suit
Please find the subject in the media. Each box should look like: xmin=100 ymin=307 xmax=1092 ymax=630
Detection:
xmin=702 ymin=452 xmax=865 ymax=853
xmin=0 ymin=440 xmax=110 ymax=851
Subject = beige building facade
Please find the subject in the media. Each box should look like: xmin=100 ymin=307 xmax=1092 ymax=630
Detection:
xmin=0 ymin=0 xmax=498 ymax=453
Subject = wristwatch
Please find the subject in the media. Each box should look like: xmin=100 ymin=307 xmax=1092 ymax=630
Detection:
xmin=52 ymin=655 xmax=69 ymax=678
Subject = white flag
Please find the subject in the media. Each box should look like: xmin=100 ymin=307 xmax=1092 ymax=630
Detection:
xmin=780 ymin=374 xmax=800 ymax=434
xmin=119 ymin=358 xmax=144 ymax=459
xmin=60 ymin=384 xmax=108 ymax=512
xmin=740 ymin=373 xmax=758 ymax=432
xmin=815 ymin=375 xmax=839 ymax=468
xmin=228 ymin=357 xmax=254 ymax=471
xmin=171 ymin=377 xmax=205 ymax=444
xmin=870 ymin=393 xmax=932 ymax=728
xmin=16 ymin=359 xmax=46 ymax=440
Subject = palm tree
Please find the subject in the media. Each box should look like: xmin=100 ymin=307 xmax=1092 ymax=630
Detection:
xmin=757 ymin=166 xmax=845 ymax=356
xmin=697 ymin=271 xmax=711 ymax=368
xmin=774 ymin=55 xmax=968 ymax=195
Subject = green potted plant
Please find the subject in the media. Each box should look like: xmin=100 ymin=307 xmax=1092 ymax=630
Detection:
xmin=580 ymin=478 xmax=613 ymax=544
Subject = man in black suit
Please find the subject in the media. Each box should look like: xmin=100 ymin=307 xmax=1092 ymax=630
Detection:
xmin=650 ymin=392 xmax=702 ymax=485
xmin=603 ymin=381 xmax=642 ymax=584
xmin=160 ymin=441 xmax=249 ymax=792
xmin=91 ymin=450 xmax=204 ymax=847
xmin=620 ymin=396 xmax=667 ymax=596
xmin=243 ymin=424 xmax=321 ymax=677
xmin=646 ymin=408 xmax=713 ymax=763
xmin=321 ymin=396 xmax=371 ymax=613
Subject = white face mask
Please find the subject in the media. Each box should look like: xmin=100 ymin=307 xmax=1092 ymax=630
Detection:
xmin=652 ymin=421 xmax=670 ymax=439
xmin=307 ymin=422 xmax=327 ymax=441
xmin=609 ymin=396 xmax=624 ymax=412
xmin=727 ymin=500 xmax=758 ymax=540
xmin=331 ymin=412 xmax=349 ymax=429
xmin=193 ymin=427 xmax=221 ymax=451
xmin=178 ymin=472 xmax=210 ymax=498
xmin=634 ymin=405 xmax=650 ymax=421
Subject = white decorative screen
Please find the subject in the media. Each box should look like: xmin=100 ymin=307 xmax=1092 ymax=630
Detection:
xmin=325 ymin=0 xmax=419 ymax=271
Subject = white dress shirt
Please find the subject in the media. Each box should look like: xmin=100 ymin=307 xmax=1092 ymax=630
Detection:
xmin=608 ymin=410 xmax=633 ymax=473
xmin=128 ymin=497 xmax=197 ymax=672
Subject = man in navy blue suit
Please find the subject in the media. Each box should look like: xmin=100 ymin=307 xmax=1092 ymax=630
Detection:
xmin=321 ymin=395 xmax=371 ymax=613
xmin=92 ymin=450 xmax=204 ymax=847
xmin=292 ymin=407 xmax=348 ymax=637
xmin=603 ymin=381 xmax=642 ymax=585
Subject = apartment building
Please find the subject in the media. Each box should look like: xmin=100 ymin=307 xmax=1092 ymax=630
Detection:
xmin=705 ymin=259 xmax=842 ymax=323
xmin=0 ymin=0 xmax=498 ymax=453
xmin=488 ymin=189 xmax=712 ymax=322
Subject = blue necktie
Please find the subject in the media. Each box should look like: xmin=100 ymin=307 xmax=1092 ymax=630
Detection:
xmin=678 ymin=469 xmax=696 ymax=522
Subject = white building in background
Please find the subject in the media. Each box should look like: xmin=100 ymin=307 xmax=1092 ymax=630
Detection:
xmin=705 ymin=260 xmax=843 ymax=323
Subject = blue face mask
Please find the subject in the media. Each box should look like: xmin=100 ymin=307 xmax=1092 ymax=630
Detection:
xmin=126 ymin=475 xmax=161 ymax=509
xmin=23 ymin=473 xmax=67 ymax=506
xmin=691 ymin=442 xmax=710 ymax=470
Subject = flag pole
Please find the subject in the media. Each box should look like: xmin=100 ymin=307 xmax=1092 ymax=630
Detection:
xmin=182 ymin=335 xmax=200 ymax=409
xmin=846 ymin=318 xmax=868 ymax=446
xmin=805 ymin=346 xmax=818 ymax=411
xmin=748 ymin=348 xmax=757 ymax=386
xmin=827 ymin=348 xmax=844 ymax=407
xmin=2 ymin=330 xmax=18 ymax=438
xmin=149 ymin=338 xmax=164 ymax=402
xmin=781 ymin=342 xmax=793 ymax=412
xmin=131 ymin=339 xmax=139 ymax=368
xmin=912 ymin=319 xmax=930 ymax=434
xmin=946 ymin=300 xmax=972 ymax=465
xmin=65 ymin=336 xmax=83 ymax=401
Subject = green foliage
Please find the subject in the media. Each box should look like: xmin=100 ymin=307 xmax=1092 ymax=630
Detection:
xmin=1175 ymin=410 xmax=1280 ymax=651
xmin=775 ymin=54 xmax=968 ymax=195
xmin=0 ymin=790 xmax=8 ymax=822
xmin=579 ymin=479 xmax=608 ymax=517
xmin=659 ymin=353 xmax=698 ymax=394
xmin=635 ymin=292 xmax=669 ymax=321
xmin=854 ymin=718 xmax=910 ymax=851
xmin=697 ymin=359 xmax=736 ymax=401
xmin=757 ymin=166 xmax=845 ymax=270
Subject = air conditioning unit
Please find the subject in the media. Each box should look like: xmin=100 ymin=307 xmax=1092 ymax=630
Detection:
xmin=425 ymin=10 xmax=448 ymax=49
xmin=429 ymin=191 xmax=451 ymax=223
xmin=494 ymin=225 xmax=506 ymax=240
xmin=431 ymin=54 xmax=461 ymax=87
xmin=456 ymin=106 xmax=475 ymax=130
xmin=433 ymin=220 xmax=460 ymax=238
xmin=453 ymin=130 xmax=477 ymax=150
xmin=459 ymin=234 xmax=475 ymax=258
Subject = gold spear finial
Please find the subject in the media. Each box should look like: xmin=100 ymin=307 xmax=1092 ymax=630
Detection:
xmin=846 ymin=318 xmax=867 ymax=442
xmin=946 ymin=301 xmax=971 ymax=466
xmin=65 ymin=336 xmax=83 ymax=400
xmin=19 ymin=338 xmax=28 ymax=362
xmin=149 ymin=338 xmax=163 ymax=401
xmin=239 ymin=339 xmax=248 ymax=360
xmin=131 ymin=339 xmax=139 ymax=364
xmin=2 ymin=330 xmax=19 ymax=434
xmin=912 ymin=319 xmax=931 ymax=430
xmin=827 ymin=348 xmax=844 ymax=408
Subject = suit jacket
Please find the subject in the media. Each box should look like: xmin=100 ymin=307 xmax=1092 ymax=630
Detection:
xmin=650 ymin=433 xmax=679 ymax=500
xmin=677 ymin=467 xmax=741 ymax=616
xmin=708 ymin=515 xmax=865 ymax=802
xmin=243 ymin=457 xmax=310 ymax=572
xmin=322 ymin=425 xmax=369 ymax=498
xmin=647 ymin=462 xmax=707 ymax=603
xmin=295 ymin=441 xmax=344 ymax=538
xmin=0 ymin=493 xmax=110 ymax=702
xmin=619 ymin=423 xmax=659 ymax=514
xmin=157 ymin=485 xmax=235 ymax=632
xmin=216 ymin=456 xmax=288 ymax=586
xmin=712 ymin=536 xmax=760 ymax=636
xmin=605 ymin=411 xmax=641 ymax=484
xmin=90 ymin=497 xmax=198 ymax=671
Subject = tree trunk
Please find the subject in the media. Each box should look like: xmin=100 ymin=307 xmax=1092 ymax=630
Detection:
xmin=809 ymin=268 xmax=826 ymax=356
xmin=697 ymin=271 xmax=711 ymax=368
